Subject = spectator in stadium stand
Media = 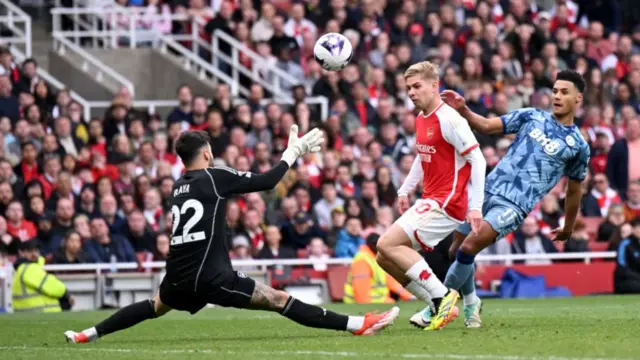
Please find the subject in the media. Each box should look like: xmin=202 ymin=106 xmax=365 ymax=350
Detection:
xmin=582 ymin=173 xmax=622 ymax=217
xmin=335 ymin=216 xmax=365 ymax=259
xmin=250 ymin=141 xmax=273 ymax=174
xmin=44 ymin=171 xmax=70 ymax=211
xmin=229 ymin=235 xmax=257 ymax=272
xmin=11 ymin=240 xmax=74 ymax=312
xmin=13 ymin=141 xmax=38 ymax=186
xmin=246 ymin=114 xmax=273 ymax=151
xmin=596 ymin=204 xmax=625 ymax=242
xmin=0 ymin=158 xmax=22 ymax=194
xmin=78 ymin=185 xmax=99 ymax=218
xmin=152 ymin=233 xmax=170 ymax=261
xmin=343 ymin=233 xmax=412 ymax=304
xmin=589 ymin=130 xmax=611 ymax=174
xmin=73 ymin=214 xmax=92 ymax=242
xmin=34 ymin=211 xmax=61 ymax=257
xmin=257 ymin=225 xmax=295 ymax=260
xmin=564 ymin=218 xmax=590 ymax=253
xmin=6 ymin=199 xmax=36 ymax=243
xmin=0 ymin=75 xmax=19 ymax=124
xmin=83 ymin=218 xmax=136 ymax=264
xmin=282 ymin=211 xmax=324 ymax=250
xmin=50 ymin=230 xmax=87 ymax=265
xmin=511 ymin=217 xmax=557 ymax=265
xmin=614 ymin=217 xmax=640 ymax=294
xmin=166 ymin=85 xmax=192 ymax=125
xmin=53 ymin=197 xmax=75 ymax=236
xmin=313 ymin=180 xmax=344 ymax=231
xmin=307 ymin=237 xmax=330 ymax=271
xmin=623 ymin=180 xmax=640 ymax=221
xmin=125 ymin=210 xmax=156 ymax=253
xmin=607 ymin=118 xmax=640 ymax=197
xmin=26 ymin=195 xmax=45 ymax=223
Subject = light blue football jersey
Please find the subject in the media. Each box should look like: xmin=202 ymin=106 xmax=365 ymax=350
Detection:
xmin=485 ymin=108 xmax=591 ymax=215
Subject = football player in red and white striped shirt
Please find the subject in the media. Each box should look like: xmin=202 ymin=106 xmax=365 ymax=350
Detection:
xmin=376 ymin=61 xmax=486 ymax=330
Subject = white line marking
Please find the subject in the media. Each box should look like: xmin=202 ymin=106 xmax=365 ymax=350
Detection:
xmin=0 ymin=346 xmax=633 ymax=360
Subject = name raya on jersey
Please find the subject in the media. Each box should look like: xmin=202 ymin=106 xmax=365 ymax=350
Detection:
xmin=486 ymin=107 xmax=590 ymax=215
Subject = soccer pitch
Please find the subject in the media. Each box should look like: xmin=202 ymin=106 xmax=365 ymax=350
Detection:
xmin=1 ymin=296 xmax=639 ymax=360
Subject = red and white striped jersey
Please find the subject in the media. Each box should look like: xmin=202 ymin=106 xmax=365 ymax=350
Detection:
xmin=414 ymin=102 xmax=479 ymax=221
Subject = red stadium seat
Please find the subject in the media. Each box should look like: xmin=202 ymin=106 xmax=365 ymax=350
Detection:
xmin=588 ymin=242 xmax=610 ymax=252
xmin=297 ymin=249 xmax=309 ymax=258
xmin=581 ymin=217 xmax=602 ymax=242
xmin=327 ymin=265 xmax=349 ymax=301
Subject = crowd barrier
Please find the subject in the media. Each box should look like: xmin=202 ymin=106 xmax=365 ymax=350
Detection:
xmin=0 ymin=252 xmax=617 ymax=312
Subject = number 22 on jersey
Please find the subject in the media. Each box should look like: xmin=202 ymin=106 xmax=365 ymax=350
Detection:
xmin=171 ymin=199 xmax=206 ymax=245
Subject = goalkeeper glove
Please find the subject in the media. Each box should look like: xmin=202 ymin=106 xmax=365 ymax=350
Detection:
xmin=281 ymin=125 xmax=324 ymax=167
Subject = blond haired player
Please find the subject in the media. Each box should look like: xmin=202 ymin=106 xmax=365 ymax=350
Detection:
xmin=375 ymin=61 xmax=486 ymax=330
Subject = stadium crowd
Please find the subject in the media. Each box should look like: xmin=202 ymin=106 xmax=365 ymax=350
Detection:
xmin=1 ymin=0 xmax=640 ymax=294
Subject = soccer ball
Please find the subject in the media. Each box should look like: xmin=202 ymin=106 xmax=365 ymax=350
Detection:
xmin=313 ymin=33 xmax=353 ymax=71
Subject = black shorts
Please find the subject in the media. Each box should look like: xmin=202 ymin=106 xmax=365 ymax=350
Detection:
xmin=159 ymin=271 xmax=256 ymax=314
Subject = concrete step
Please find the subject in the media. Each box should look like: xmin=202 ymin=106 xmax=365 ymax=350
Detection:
xmin=86 ymin=47 xmax=217 ymax=99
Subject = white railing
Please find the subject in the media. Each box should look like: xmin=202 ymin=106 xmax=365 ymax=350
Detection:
xmin=10 ymin=47 xmax=93 ymax=121
xmin=49 ymin=4 xmax=310 ymax=105
xmin=82 ymin=96 xmax=329 ymax=120
xmin=210 ymin=29 xmax=301 ymax=99
xmin=0 ymin=0 xmax=32 ymax=57
xmin=51 ymin=34 xmax=135 ymax=95
xmin=42 ymin=252 xmax=617 ymax=274
xmin=0 ymin=0 xmax=93 ymax=120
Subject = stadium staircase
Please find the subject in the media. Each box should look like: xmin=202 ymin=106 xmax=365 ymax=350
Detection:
xmin=49 ymin=0 xmax=301 ymax=101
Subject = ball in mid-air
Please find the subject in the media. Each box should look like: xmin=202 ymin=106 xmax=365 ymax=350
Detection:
xmin=313 ymin=33 xmax=353 ymax=71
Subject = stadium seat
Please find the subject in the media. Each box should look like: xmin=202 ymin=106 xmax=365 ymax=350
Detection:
xmin=588 ymin=242 xmax=610 ymax=252
xmin=327 ymin=265 xmax=349 ymax=301
xmin=297 ymin=249 xmax=309 ymax=258
xmin=581 ymin=217 xmax=602 ymax=242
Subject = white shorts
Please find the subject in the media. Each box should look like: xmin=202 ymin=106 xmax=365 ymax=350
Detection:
xmin=395 ymin=199 xmax=461 ymax=253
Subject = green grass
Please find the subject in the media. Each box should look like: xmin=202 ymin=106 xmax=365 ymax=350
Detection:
xmin=1 ymin=296 xmax=640 ymax=360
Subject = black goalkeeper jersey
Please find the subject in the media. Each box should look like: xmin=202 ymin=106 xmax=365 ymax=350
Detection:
xmin=165 ymin=161 xmax=289 ymax=290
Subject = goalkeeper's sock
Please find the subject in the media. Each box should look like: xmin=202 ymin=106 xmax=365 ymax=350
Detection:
xmin=444 ymin=250 xmax=476 ymax=291
xmin=405 ymin=259 xmax=447 ymax=298
xmin=92 ymin=299 xmax=157 ymax=338
xmin=280 ymin=296 xmax=359 ymax=331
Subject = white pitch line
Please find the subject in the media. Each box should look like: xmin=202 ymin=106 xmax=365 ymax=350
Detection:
xmin=0 ymin=346 xmax=634 ymax=360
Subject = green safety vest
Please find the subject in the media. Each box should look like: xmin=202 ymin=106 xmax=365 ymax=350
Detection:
xmin=343 ymin=247 xmax=389 ymax=304
xmin=12 ymin=257 xmax=66 ymax=312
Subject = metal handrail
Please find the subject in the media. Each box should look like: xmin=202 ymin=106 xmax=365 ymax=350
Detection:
xmin=42 ymin=251 xmax=617 ymax=273
xmin=210 ymin=29 xmax=300 ymax=97
xmin=83 ymin=96 xmax=329 ymax=120
xmin=51 ymin=34 xmax=135 ymax=95
xmin=0 ymin=0 xmax=32 ymax=57
xmin=10 ymin=47 xmax=92 ymax=120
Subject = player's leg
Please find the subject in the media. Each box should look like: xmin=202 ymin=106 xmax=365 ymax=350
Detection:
xmin=376 ymin=251 xmax=435 ymax=329
xmin=375 ymin=252 xmax=432 ymax=303
xmin=235 ymin=276 xmax=399 ymax=336
xmin=64 ymin=292 xmax=173 ymax=343
xmin=451 ymin=230 xmax=482 ymax=328
xmin=376 ymin=201 xmax=450 ymax=300
xmin=434 ymin=201 xmax=523 ymax=329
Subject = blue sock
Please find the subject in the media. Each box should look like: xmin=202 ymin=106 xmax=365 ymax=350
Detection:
xmin=444 ymin=250 xmax=476 ymax=290
xmin=460 ymin=268 xmax=476 ymax=295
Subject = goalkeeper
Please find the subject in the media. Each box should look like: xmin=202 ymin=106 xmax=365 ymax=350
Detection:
xmin=64 ymin=126 xmax=399 ymax=343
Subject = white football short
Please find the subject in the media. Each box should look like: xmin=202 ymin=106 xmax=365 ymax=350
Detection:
xmin=395 ymin=199 xmax=462 ymax=252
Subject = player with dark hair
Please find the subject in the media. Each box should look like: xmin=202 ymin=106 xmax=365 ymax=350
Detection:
xmin=64 ymin=126 xmax=399 ymax=343
xmin=432 ymin=70 xmax=590 ymax=329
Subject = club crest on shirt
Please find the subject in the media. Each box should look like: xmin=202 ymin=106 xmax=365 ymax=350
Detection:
xmin=426 ymin=127 xmax=434 ymax=139
xmin=565 ymin=135 xmax=575 ymax=147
